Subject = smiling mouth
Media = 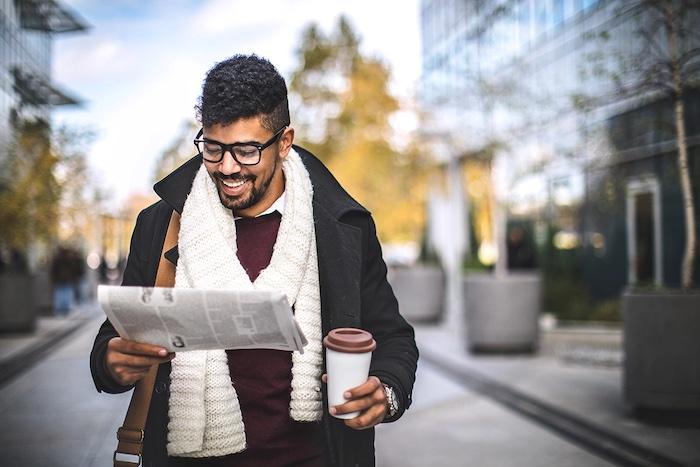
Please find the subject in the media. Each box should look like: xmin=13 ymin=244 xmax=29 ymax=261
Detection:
xmin=219 ymin=177 xmax=252 ymax=196
xmin=222 ymin=179 xmax=246 ymax=189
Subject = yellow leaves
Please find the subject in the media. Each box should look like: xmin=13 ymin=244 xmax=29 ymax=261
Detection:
xmin=0 ymin=121 xmax=89 ymax=251
xmin=463 ymin=160 xmax=494 ymax=246
xmin=290 ymin=17 xmax=428 ymax=244
xmin=338 ymin=59 xmax=398 ymax=133
xmin=321 ymin=57 xmax=425 ymax=244
xmin=328 ymin=139 xmax=428 ymax=244
xmin=0 ymin=124 xmax=60 ymax=249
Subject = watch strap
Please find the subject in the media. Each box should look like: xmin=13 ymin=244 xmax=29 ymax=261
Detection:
xmin=383 ymin=383 xmax=399 ymax=417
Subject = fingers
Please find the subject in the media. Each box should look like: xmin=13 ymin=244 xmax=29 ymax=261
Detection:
xmin=325 ymin=376 xmax=388 ymax=430
xmin=344 ymin=401 xmax=387 ymax=430
xmin=343 ymin=376 xmax=383 ymax=399
xmin=105 ymin=337 xmax=174 ymax=386
xmin=330 ymin=376 xmax=386 ymax=415
xmin=108 ymin=337 xmax=170 ymax=357
xmin=118 ymin=353 xmax=173 ymax=369
xmin=331 ymin=393 xmax=376 ymax=416
xmin=111 ymin=367 xmax=150 ymax=386
xmin=107 ymin=337 xmax=173 ymax=367
xmin=106 ymin=354 xmax=172 ymax=386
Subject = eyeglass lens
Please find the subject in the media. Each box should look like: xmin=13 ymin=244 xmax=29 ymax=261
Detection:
xmin=197 ymin=142 xmax=260 ymax=164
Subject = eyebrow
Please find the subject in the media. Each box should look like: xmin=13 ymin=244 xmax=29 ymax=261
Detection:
xmin=202 ymin=136 xmax=264 ymax=146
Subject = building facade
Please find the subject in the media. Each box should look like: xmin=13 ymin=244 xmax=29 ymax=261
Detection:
xmin=1 ymin=0 xmax=86 ymax=156
xmin=420 ymin=0 xmax=700 ymax=317
xmin=0 ymin=0 xmax=86 ymax=274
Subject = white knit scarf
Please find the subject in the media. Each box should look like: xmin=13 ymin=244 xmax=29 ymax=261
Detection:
xmin=167 ymin=149 xmax=323 ymax=458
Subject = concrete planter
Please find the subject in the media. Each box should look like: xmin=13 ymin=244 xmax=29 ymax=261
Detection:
xmin=463 ymin=272 xmax=541 ymax=353
xmin=388 ymin=264 xmax=444 ymax=323
xmin=34 ymin=270 xmax=53 ymax=315
xmin=622 ymin=290 xmax=700 ymax=411
xmin=0 ymin=273 xmax=37 ymax=332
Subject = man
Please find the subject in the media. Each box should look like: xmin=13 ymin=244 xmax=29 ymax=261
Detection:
xmin=90 ymin=54 xmax=418 ymax=467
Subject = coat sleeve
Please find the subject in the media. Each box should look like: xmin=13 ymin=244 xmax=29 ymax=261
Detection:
xmin=89 ymin=210 xmax=150 ymax=394
xmin=358 ymin=215 xmax=419 ymax=423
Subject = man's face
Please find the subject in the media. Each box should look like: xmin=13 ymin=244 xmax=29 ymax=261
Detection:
xmin=201 ymin=117 xmax=293 ymax=217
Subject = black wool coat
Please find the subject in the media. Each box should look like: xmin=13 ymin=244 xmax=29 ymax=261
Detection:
xmin=90 ymin=146 xmax=419 ymax=467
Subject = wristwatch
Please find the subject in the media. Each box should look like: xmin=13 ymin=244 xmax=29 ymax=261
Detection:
xmin=383 ymin=384 xmax=399 ymax=417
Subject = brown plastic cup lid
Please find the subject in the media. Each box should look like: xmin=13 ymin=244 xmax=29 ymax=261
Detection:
xmin=323 ymin=328 xmax=376 ymax=353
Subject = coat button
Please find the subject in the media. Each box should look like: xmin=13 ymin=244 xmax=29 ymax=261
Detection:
xmin=155 ymin=381 xmax=168 ymax=394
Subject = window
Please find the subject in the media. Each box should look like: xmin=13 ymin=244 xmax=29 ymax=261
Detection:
xmin=552 ymin=0 xmax=564 ymax=26
xmin=582 ymin=0 xmax=598 ymax=11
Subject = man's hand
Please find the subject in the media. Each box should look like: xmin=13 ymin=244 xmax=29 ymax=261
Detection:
xmin=322 ymin=374 xmax=387 ymax=430
xmin=105 ymin=337 xmax=174 ymax=386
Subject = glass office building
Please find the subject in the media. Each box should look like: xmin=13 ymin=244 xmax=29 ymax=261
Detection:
xmin=420 ymin=0 xmax=699 ymax=304
xmin=0 ymin=0 xmax=86 ymax=158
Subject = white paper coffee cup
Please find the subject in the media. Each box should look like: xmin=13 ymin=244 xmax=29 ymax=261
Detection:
xmin=323 ymin=328 xmax=377 ymax=419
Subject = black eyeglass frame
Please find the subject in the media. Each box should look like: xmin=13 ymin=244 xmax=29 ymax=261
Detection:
xmin=193 ymin=126 xmax=287 ymax=165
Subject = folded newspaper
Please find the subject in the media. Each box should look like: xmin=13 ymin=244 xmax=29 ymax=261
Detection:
xmin=98 ymin=286 xmax=308 ymax=353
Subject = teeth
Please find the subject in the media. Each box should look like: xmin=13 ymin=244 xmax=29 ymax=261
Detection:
xmin=222 ymin=179 xmax=245 ymax=188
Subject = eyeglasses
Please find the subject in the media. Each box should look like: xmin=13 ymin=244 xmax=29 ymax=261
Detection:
xmin=193 ymin=126 xmax=286 ymax=165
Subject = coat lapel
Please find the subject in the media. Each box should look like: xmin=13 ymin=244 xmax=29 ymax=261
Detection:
xmin=153 ymin=155 xmax=202 ymax=267
xmin=298 ymin=146 xmax=368 ymax=332
xmin=313 ymin=203 xmax=363 ymax=332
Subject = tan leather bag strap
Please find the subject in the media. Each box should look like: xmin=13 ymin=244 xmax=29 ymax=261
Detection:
xmin=114 ymin=210 xmax=180 ymax=467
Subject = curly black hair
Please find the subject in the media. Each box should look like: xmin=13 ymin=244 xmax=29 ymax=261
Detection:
xmin=196 ymin=54 xmax=290 ymax=132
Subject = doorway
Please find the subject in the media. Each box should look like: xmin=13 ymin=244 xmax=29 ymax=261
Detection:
xmin=626 ymin=178 xmax=662 ymax=286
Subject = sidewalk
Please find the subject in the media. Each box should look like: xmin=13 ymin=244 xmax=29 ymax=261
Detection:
xmin=1 ymin=312 xmax=698 ymax=466
xmin=2 ymin=317 xmax=622 ymax=467
xmin=0 ymin=312 xmax=131 ymax=467
xmin=0 ymin=303 xmax=99 ymax=387
xmin=376 ymin=323 xmax=700 ymax=467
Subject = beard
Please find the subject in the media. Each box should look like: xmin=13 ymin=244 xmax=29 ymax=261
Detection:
xmin=212 ymin=158 xmax=278 ymax=212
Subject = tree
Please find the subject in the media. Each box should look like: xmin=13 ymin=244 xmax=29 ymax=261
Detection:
xmin=0 ymin=119 xmax=93 ymax=269
xmin=577 ymin=0 xmax=700 ymax=289
xmin=54 ymin=125 xmax=97 ymax=244
xmin=290 ymin=17 xmax=429 ymax=243
xmin=656 ymin=0 xmax=699 ymax=289
xmin=289 ymin=16 xmax=361 ymax=164
xmin=0 ymin=120 xmax=59 ymax=265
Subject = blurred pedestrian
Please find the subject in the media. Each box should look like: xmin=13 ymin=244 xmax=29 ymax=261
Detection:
xmin=50 ymin=247 xmax=79 ymax=316
xmin=68 ymin=248 xmax=85 ymax=304
xmin=507 ymin=225 xmax=536 ymax=270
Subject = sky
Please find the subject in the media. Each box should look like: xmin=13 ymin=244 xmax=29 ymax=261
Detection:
xmin=52 ymin=0 xmax=422 ymax=206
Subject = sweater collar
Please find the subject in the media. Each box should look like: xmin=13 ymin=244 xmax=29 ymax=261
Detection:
xmin=153 ymin=146 xmax=368 ymax=220
xmin=234 ymin=191 xmax=285 ymax=220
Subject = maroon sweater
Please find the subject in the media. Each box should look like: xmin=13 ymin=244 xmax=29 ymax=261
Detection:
xmin=171 ymin=212 xmax=324 ymax=467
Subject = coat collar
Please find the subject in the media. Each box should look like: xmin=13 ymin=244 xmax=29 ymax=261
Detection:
xmin=152 ymin=146 xmax=368 ymax=220
xmin=153 ymin=154 xmax=202 ymax=215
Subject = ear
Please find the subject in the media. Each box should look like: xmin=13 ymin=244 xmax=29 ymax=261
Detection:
xmin=278 ymin=127 xmax=295 ymax=159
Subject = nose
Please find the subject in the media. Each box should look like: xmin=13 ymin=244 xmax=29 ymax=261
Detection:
xmin=219 ymin=150 xmax=242 ymax=175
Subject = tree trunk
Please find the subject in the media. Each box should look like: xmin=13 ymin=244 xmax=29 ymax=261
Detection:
xmin=666 ymin=2 xmax=697 ymax=289
xmin=674 ymin=96 xmax=696 ymax=290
